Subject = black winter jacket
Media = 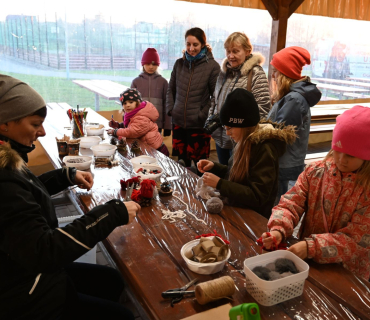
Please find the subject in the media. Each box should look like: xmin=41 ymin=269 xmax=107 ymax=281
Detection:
xmin=166 ymin=50 xmax=220 ymax=129
xmin=209 ymin=121 xmax=296 ymax=218
xmin=0 ymin=137 xmax=129 ymax=319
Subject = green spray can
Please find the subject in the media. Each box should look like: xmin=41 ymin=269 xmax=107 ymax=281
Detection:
xmin=229 ymin=303 xmax=261 ymax=320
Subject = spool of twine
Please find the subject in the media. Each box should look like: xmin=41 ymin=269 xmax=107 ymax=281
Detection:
xmin=195 ymin=276 xmax=235 ymax=305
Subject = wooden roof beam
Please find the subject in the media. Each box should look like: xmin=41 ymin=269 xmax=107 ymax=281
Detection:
xmin=289 ymin=0 xmax=305 ymax=17
xmin=262 ymin=0 xmax=305 ymax=83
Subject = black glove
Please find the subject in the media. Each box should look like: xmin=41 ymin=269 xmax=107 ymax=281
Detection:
xmin=163 ymin=129 xmax=171 ymax=137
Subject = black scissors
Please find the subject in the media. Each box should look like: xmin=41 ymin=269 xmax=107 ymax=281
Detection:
xmin=161 ymin=278 xmax=198 ymax=307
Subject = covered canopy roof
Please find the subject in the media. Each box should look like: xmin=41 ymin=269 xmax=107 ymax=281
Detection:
xmin=179 ymin=0 xmax=370 ymax=21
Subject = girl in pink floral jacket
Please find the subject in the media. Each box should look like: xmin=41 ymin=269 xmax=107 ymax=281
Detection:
xmin=262 ymin=105 xmax=370 ymax=280
xmin=108 ymin=88 xmax=169 ymax=156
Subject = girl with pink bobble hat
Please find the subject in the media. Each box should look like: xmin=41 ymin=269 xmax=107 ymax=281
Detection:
xmin=131 ymin=48 xmax=171 ymax=137
xmin=262 ymin=105 xmax=370 ymax=281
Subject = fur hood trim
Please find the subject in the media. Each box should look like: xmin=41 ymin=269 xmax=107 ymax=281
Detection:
xmin=220 ymin=52 xmax=265 ymax=76
xmin=0 ymin=141 xmax=26 ymax=171
xmin=248 ymin=120 xmax=297 ymax=145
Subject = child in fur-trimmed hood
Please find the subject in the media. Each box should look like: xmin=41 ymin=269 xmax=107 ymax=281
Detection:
xmin=198 ymin=88 xmax=296 ymax=219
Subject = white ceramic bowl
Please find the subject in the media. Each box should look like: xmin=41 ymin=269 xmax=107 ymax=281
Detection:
xmin=91 ymin=144 xmax=117 ymax=157
xmin=130 ymin=155 xmax=158 ymax=169
xmin=80 ymin=136 xmax=102 ymax=149
xmin=63 ymin=156 xmax=92 ymax=171
xmin=135 ymin=164 xmax=163 ymax=181
xmin=180 ymin=237 xmax=231 ymax=275
xmin=86 ymin=125 xmax=105 ymax=136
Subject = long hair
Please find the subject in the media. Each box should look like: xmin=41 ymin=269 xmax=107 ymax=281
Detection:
xmin=185 ymin=27 xmax=206 ymax=47
xmin=229 ymin=125 xmax=257 ymax=183
xmin=271 ymin=72 xmax=295 ymax=104
xmin=224 ymin=32 xmax=253 ymax=53
xmin=325 ymin=149 xmax=370 ymax=189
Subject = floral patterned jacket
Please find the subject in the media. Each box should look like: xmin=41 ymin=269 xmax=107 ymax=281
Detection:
xmin=268 ymin=159 xmax=370 ymax=280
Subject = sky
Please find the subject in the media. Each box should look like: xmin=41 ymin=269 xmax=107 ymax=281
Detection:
xmin=2 ymin=0 xmax=370 ymax=48
xmin=1 ymin=0 xmax=270 ymax=29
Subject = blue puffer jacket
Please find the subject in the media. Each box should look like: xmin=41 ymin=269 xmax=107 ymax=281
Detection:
xmin=267 ymin=78 xmax=322 ymax=168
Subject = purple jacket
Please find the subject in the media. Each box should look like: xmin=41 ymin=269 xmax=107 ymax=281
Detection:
xmin=131 ymin=72 xmax=171 ymax=130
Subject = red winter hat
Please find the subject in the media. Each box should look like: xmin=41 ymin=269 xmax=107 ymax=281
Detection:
xmin=141 ymin=48 xmax=160 ymax=66
xmin=270 ymin=46 xmax=311 ymax=80
xmin=332 ymin=105 xmax=370 ymax=160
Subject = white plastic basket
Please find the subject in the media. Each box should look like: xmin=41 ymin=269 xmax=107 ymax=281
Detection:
xmin=243 ymin=250 xmax=309 ymax=306
xmin=58 ymin=215 xmax=97 ymax=264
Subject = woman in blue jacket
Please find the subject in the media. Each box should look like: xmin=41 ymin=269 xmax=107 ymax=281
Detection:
xmin=267 ymin=46 xmax=322 ymax=200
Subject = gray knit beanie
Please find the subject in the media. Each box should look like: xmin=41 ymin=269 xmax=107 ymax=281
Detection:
xmin=0 ymin=74 xmax=46 ymax=124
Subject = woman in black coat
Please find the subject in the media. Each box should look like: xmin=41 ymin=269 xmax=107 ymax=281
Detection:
xmin=0 ymin=74 xmax=140 ymax=319
xmin=166 ymin=27 xmax=220 ymax=167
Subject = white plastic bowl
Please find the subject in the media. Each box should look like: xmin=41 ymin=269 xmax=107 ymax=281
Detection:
xmin=80 ymin=136 xmax=102 ymax=149
xmin=135 ymin=164 xmax=163 ymax=181
xmin=63 ymin=156 xmax=92 ymax=171
xmin=91 ymin=144 xmax=117 ymax=157
xmin=130 ymin=155 xmax=158 ymax=169
xmin=86 ymin=125 xmax=105 ymax=136
xmin=180 ymin=237 xmax=231 ymax=275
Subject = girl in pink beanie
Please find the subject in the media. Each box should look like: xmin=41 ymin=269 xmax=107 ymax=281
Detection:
xmin=267 ymin=46 xmax=322 ymax=200
xmin=261 ymin=105 xmax=370 ymax=281
xmin=129 ymin=48 xmax=171 ymax=137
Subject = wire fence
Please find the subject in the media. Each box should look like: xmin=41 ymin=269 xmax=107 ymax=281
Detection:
xmin=0 ymin=14 xmax=270 ymax=71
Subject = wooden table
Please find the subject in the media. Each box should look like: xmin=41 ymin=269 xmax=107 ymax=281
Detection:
xmin=73 ymin=80 xmax=128 ymax=111
xmin=38 ymin=104 xmax=370 ymax=320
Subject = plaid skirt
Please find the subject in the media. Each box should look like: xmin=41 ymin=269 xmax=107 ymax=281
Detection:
xmin=172 ymin=125 xmax=211 ymax=163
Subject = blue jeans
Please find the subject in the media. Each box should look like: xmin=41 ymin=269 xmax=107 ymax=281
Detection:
xmin=277 ymin=165 xmax=305 ymax=201
xmin=216 ymin=144 xmax=233 ymax=165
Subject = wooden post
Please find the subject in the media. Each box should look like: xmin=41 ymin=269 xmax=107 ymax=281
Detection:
xmin=262 ymin=0 xmax=305 ymax=84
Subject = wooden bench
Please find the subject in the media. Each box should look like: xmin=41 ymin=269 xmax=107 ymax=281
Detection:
xmin=320 ymin=96 xmax=339 ymax=101
xmin=343 ymin=92 xmax=370 ymax=99
xmin=310 ymin=124 xmax=335 ymax=134
xmin=305 ymin=151 xmax=328 ymax=164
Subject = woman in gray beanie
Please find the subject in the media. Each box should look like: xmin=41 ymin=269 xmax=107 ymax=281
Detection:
xmin=0 ymin=74 xmax=139 ymax=319
xmin=197 ymin=88 xmax=296 ymax=218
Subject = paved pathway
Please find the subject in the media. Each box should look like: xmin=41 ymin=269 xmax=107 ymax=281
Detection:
xmin=0 ymin=54 xmax=135 ymax=82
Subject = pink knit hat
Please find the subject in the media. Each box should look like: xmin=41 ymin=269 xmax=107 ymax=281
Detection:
xmin=141 ymin=48 xmax=160 ymax=66
xmin=270 ymin=46 xmax=311 ymax=80
xmin=332 ymin=105 xmax=370 ymax=160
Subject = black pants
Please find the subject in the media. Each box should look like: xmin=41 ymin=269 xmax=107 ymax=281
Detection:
xmin=61 ymin=262 xmax=134 ymax=320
